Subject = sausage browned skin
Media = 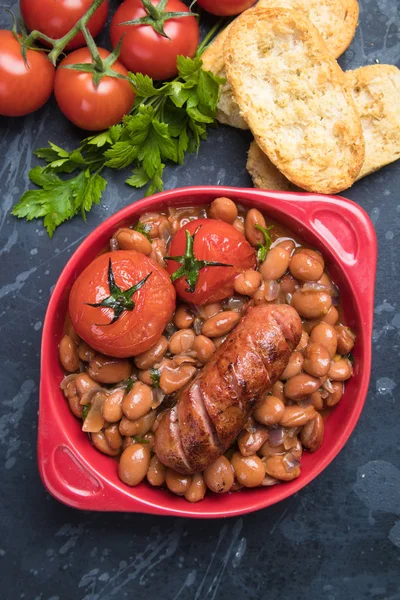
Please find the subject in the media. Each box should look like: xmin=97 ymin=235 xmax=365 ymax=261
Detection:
xmin=154 ymin=304 xmax=302 ymax=474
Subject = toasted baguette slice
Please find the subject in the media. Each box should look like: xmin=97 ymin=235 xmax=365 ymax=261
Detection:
xmin=201 ymin=0 xmax=359 ymax=129
xmin=258 ymin=0 xmax=358 ymax=59
xmin=225 ymin=8 xmax=365 ymax=194
xmin=247 ymin=65 xmax=400 ymax=190
xmin=347 ymin=64 xmax=400 ymax=179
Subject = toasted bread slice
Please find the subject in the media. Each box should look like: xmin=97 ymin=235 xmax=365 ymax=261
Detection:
xmin=247 ymin=64 xmax=400 ymax=190
xmin=258 ymin=0 xmax=359 ymax=59
xmin=347 ymin=64 xmax=400 ymax=179
xmin=225 ymin=8 xmax=364 ymax=194
xmin=201 ymin=0 xmax=359 ymax=129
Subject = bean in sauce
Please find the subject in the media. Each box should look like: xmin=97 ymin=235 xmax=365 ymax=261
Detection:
xmin=59 ymin=198 xmax=355 ymax=502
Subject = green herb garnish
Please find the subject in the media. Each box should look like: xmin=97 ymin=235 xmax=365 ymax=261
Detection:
xmin=134 ymin=221 xmax=152 ymax=242
xmin=124 ymin=378 xmax=136 ymax=394
xmin=150 ymin=368 xmax=161 ymax=388
xmin=133 ymin=436 xmax=150 ymax=444
xmin=255 ymin=224 xmax=274 ymax=262
xmin=12 ymin=52 xmax=224 ymax=237
xmin=82 ymin=404 xmax=90 ymax=420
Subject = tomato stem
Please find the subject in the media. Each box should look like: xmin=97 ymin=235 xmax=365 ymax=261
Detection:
xmin=60 ymin=26 xmax=131 ymax=88
xmin=81 ymin=25 xmax=104 ymax=72
xmin=118 ymin=0 xmax=197 ymax=40
xmin=165 ymin=226 xmax=233 ymax=293
xmin=196 ymin=17 xmax=228 ymax=56
xmin=21 ymin=0 xmax=106 ymax=66
xmin=86 ymin=258 xmax=152 ymax=325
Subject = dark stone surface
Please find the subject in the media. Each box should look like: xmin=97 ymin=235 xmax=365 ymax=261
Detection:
xmin=0 ymin=1 xmax=399 ymax=599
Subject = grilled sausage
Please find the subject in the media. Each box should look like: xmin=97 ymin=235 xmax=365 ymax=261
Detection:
xmin=154 ymin=304 xmax=302 ymax=474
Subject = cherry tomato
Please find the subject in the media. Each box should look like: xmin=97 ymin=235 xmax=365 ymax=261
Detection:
xmin=196 ymin=0 xmax=257 ymax=15
xmin=110 ymin=0 xmax=200 ymax=80
xmin=54 ymin=47 xmax=135 ymax=131
xmin=69 ymin=250 xmax=176 ymax=358
xmin=20 ymin=0 xmax=109 ymax=51
xmin=166 ymin=219 xmax=256 ymax=305
xmin=0 ymin=31 xmax=55 ymax=117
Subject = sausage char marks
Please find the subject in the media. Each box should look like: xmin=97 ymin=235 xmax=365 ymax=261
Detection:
xmin=154 ymin=304 xmax=302 ymax=474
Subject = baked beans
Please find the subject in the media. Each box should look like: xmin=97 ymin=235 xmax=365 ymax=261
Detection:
xmin=203 ymin=456 xmax=234 ymax=493
xmin=209 ymin=197 xmax=238 ymax=223
xmin=60 ymin=197 xmax=355 ymax=502
xmin=114 ymin=228 xmax=152 ymax=255
xmin=260 ymin=246 xmax=290 ymax=281
xmin=119 ymin=444 xmax=150 ymax=486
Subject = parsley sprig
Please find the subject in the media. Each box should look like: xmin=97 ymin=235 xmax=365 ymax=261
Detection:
xmin=12 ymin=48 xmax=224 ymax=237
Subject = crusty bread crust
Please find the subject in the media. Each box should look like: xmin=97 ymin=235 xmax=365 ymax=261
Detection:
xmin=347 ymin=64 xmax=400 ymax=179
xmin=247 ymin=141 xmax=295 ymax=191
xmin=247 ymin=64 xmax=400 ymax=190
xmin=225 ymin=8 xmax=365 ymax=194
xmin=202 ymin=24 xmax=232 ymax=76
xmin=258 ymin=0 xmax=359 ymax=59
xmin=202 ymin=24 xmax=249 ymax=129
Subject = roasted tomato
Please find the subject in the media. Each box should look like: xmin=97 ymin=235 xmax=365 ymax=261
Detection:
xmin=69 ymin=250 xmax=176 ymax=358
xmin=166 ymin=219 xmax=256 ymax=305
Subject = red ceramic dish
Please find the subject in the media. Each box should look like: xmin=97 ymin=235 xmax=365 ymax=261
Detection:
xmin=39 ymin=186 xmax=377 ymax=518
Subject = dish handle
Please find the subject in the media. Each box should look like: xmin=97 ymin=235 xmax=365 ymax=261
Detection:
xmin=248 ymin=189 xmax=377 ymax=319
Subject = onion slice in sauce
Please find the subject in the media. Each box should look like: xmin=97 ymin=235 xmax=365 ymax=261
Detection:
xmin=60 ymin=374 xmax=78 ymax=390
xmin=269 ymin=426 xmax=285 ymax=447
xmin=82 ymin=391 xmax=108 ymax=433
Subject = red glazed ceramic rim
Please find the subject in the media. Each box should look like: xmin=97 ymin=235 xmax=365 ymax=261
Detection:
xmin=39 ymin=186 xmax=377 ymax=518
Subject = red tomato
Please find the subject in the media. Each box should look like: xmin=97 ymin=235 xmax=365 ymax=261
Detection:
xmin=166 ymin=219 xmax=256 ymax=305
xmin=110 ymin=0 xmax=200 ymax=80
xmin=20 ymin=0 xmax=109 ymax=51
xmin=54 ymin=47 xmax=135 ymax=130
xmin=196 ymin=0 xmax=257 ymax=15
xmin=69 ymin=250 xmax=176 ymax=358
xmin=0 ymin=31 xmax=55 ymax=117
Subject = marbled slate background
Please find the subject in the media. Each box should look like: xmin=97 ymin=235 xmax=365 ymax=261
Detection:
xmin=0 ymin=1 xmax=399 ymax=599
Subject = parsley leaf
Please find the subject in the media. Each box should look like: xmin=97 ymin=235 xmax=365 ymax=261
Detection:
xmin=130 ymin=73 xmax=164 ymax=97
xmin=82 ymin=405 xmax=90 ymax=421
xmin=177 ymin=55 xmax=203 ymax=79
xmin=133 ymin=221 xmax=152 ymax=241
xmin=132 ymin=436 xmax=150 ymax=444
xmin=126 ymin=167 xmax=151 ymax=189
xmin=150 ymin=368 xmax=161 ymax=388
xmin=13 ymin=53 xmax=225 ymax=236
xmin=124 ymin=378 xmax=136 ymax=394
xmin=12 ymin=167 xmax=106 ymax=237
